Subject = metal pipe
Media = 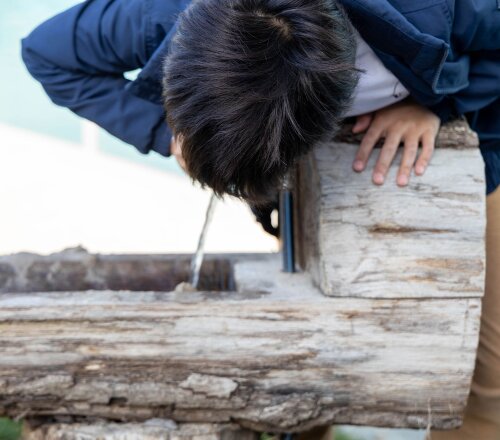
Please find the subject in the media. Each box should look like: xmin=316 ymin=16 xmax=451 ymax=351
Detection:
xmin=279 ymin=176 xmax=295 ymax=273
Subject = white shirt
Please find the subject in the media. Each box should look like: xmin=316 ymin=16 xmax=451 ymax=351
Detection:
xmin=345 ymin=30 xmax=410 ymax=117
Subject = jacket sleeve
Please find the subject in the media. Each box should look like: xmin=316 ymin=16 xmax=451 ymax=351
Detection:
xmin=451 ymin=0 xmax=500 ymax=52
xmin=427 ymin=1 xmax=500 ymax=122
xmin=21 ymin=0 xmax=172 ymax=156
xmin=428 ymin=51 xmax=500 ymax=123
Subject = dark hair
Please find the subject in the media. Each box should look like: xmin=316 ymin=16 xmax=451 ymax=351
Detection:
xmin=163 ymin=0 xmax=358 ymax=203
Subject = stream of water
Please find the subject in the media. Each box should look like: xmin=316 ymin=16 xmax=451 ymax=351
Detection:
xmin=190 ymin=193 xmax=218 ymax=288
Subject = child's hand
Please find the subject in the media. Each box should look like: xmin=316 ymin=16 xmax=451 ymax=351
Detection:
xmin=351 ymin=98 xmax=440 ymax=186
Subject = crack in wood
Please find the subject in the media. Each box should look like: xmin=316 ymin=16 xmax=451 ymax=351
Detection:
xmin=369 ymin=224 xmax=457 ymax=235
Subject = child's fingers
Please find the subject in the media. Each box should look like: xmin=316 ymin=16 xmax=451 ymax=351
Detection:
xmin=415 ymin=131 xmax=436 ymax=175
xmin=352 ymin=113 xmax=374 ymax=134
xmin=397 ymin=136 xmax=419 ymax=186
xmin=353 ymin=124 xmax=383 ymax=172
xmin=373 ymin=132 xmax=401 ymax=185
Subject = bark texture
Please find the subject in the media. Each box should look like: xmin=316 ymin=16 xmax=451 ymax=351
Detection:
xmin=25 ymin=420 xmax=258 ymax=440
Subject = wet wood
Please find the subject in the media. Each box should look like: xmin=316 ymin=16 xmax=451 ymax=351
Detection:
xmin=0 ymin=247 xmax=235 ymax=293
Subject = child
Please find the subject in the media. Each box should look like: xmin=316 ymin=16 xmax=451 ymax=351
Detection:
xmin=22 ymin=1 xmax=500 ymax=438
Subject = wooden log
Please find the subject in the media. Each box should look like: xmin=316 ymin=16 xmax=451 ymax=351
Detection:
xmin=0 ymin=247 xmax=235 ymax=293
xmin=24 ymin=420 xmax=258 ymax=440
xmin=0 ymin=250 xmax=480 ymax=433
xmin=296 ymin=119 xmax=486 ymax=298
xmin=0 ymin=120 xmax=485 ymax=435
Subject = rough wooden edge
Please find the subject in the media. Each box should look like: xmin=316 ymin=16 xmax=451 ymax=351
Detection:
xmin=0 ymin=255 xmax=481 ymax=432
xmin=0 ymin=247 xmax=267 ymax=294
xmin=295 ymin=136 xmax=485 ymax=299
xmin=24 ymin=420 xmax=258 ymax=440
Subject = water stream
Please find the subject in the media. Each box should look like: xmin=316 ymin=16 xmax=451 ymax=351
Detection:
xmin=190 ymin=193 xmax=218 ymax=289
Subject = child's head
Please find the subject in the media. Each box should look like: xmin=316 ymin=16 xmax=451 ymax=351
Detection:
xmin=163 ymin=0 xmax=358 ymax=203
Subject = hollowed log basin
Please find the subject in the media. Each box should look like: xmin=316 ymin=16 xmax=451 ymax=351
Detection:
xmin=0 ymin=120 xmax=487 ymax=437
xmin=0 ymin=247 xmax=482 ymax=434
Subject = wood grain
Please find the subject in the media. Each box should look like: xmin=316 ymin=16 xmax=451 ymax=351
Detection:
xmin=0 ymin=120 xmax=486 ymax=435
xmin=0 ymin=253 xmax=481 ymax=433
xmin=296 ymin=142 xmax=486 ymax=298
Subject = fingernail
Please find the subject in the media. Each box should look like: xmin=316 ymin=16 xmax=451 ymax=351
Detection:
xmin=416 ymin=165 xmax=425 ymax=175
xmin=373 ymin=173 xmax=384 ymax=185
xmin=353 ymin=160 xmax=364 ymax=171
xmin=397 ymin=175 xmax=409 ymax=186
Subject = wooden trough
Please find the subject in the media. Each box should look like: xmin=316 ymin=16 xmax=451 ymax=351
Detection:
xmin=0 ymin=120 xmax=486 ymax=439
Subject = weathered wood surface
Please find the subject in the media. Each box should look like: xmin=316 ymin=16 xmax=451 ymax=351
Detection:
xmin=0 ymin=251 xmax=480 ymax=432
xmin=0 ymin=120 xmax=486 ymax=435
xmin=0 ymin=247 xmax=234 ymax=293
xmin=297 ymin=126 xmax=486 ymax=298
xmin=25 ymin=420 xmax=258 ymax=440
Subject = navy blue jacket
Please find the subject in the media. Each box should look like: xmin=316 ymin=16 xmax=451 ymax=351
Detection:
xmin=22 ymin=0 xmax=500 ymax=193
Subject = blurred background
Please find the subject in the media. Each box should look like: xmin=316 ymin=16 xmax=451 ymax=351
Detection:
xmin=0 ymin=2 xmax=427 ymax=439
xmin=0 ymin=0 xmax=278 ymax=256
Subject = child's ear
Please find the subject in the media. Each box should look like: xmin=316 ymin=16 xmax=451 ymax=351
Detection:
xmin=171 ymin=135 xmax=187 ymax=172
